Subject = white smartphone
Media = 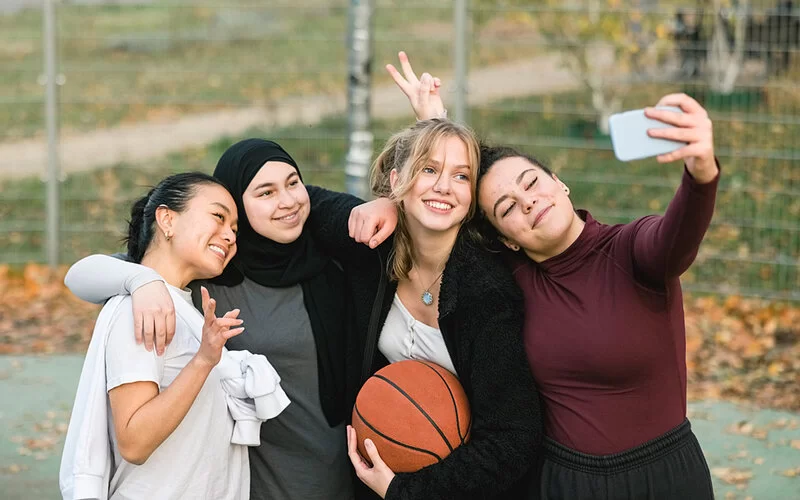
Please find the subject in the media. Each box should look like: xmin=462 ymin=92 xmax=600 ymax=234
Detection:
xmin=608 ymin=106 xmax=686 ymax=162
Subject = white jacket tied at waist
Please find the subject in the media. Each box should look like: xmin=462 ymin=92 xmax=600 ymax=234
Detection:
xmin=60 ymin=287 xmax=290 ymax=500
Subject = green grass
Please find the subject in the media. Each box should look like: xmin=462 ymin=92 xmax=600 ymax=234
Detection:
xmin=1 ymin=80 xmax=798 ymax=298
xmin=0 ymin=1 xmax=538 ymax=140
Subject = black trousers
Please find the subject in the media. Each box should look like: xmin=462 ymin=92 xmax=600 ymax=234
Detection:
xmin=533 ymin=420 xmax=714 ymax=500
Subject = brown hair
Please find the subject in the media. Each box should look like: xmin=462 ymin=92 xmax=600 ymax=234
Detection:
xmin=371 ymin=119 xmax=480 ymax=280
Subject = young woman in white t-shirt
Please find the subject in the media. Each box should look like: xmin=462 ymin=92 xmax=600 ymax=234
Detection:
xmin=61 ymin=172 xmax=287 ymax=500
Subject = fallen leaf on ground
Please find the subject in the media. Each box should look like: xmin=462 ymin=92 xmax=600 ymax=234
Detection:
xmin=711 ymin=467 xmax=753 ymax=485
xmin=782 ymin=467 xmax=800 ymax=477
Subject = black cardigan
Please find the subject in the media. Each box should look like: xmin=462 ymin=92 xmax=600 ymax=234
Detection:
xmin=307 ymin=186 xmax=543 ymax=500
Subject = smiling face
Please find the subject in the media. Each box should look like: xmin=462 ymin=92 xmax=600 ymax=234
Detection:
xmin=391 ymin=135 xmax=473 ymax=235
xmin=478 ymin=156 xmax=584 ymax=262
xmin=241 ymin=161 xmax=310 ymax=244
xmin=166 ymin=183 xmax=238 ymax=281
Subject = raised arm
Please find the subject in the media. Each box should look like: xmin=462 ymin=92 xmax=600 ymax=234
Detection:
xmin=65 ymin=254 xmax=176 ymax=354
xmin=629 ymin=93 xmax=720 ymax=283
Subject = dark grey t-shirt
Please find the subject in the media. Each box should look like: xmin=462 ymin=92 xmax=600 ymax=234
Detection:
xmin=192 ymin=277 xmax=354 ymax=500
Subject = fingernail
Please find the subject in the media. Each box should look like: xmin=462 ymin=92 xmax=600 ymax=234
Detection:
xmin=365 ymin=439 xmax=374 ymax=448
xmin=370 ymin=240 xmax=377 ymax=248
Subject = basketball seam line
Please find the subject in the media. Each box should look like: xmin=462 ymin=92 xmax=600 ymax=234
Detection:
xmin=374 ymin=373 xmax=455 ymax=453
xmin=354 ymin=404 xmax=443 ymax=462
xmin=416 ymin=360 xmax=467 ymax=445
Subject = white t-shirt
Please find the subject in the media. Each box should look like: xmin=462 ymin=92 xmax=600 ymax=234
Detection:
xmin=104 ymin=286 xmax=248 ymax=500
xmin=377 ymin=293 xmax=458 ymax=376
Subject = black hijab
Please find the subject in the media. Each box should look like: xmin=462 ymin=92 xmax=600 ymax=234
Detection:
xmin=212 ymin=138 xmax=348 ymax=426
xmin=212 ymin=138 xmax=328 ymax=287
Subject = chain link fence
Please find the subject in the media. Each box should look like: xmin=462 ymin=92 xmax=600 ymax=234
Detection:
xmin=0 ymin=0 xmax=798 ymax=300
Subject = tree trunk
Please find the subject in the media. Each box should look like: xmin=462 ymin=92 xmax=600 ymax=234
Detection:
xmin=707 ymin=0 xmax=749 ymax=94
xmin=591 ymin=87 xmax=621 ymax=135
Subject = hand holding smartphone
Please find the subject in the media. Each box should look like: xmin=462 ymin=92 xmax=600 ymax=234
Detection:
xmin=609 ymin=106 xmax=686 ymax=162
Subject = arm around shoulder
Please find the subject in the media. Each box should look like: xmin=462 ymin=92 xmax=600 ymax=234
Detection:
xmin=306 ymin=185 xmax=388 ymax=262
xmin=65 ymin=254 xmax=163 ymax=304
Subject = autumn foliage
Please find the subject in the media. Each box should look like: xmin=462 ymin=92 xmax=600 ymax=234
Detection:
xmin=0 ymin=264 xmax=100 ymax=355
xmin=0 ymin=263 xmax=798 ymax=410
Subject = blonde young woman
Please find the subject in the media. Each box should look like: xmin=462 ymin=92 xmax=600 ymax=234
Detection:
xmin=305 ymin=118 xmax=542 ymax=500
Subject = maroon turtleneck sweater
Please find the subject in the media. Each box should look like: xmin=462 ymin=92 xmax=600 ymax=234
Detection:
xmin=511 ymin=167 xmax=719 ymax=455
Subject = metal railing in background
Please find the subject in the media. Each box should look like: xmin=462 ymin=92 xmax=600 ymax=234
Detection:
xmin=0 ymin=0 xmax=797 ymax=300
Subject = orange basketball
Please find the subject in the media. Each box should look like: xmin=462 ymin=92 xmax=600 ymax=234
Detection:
xmin=351 ymin=359 xmax=471 ymax=473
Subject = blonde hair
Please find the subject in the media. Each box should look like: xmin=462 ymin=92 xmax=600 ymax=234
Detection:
xmin=370 ymin=118 xmax=480 ymax=281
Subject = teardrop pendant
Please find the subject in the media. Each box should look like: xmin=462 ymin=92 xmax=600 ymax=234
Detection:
xmin=421 ymin=291 xmax=434 ymax=306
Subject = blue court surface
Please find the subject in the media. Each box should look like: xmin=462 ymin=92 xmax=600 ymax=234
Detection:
xmin=1 ymin=355 xmax=797 ymax=499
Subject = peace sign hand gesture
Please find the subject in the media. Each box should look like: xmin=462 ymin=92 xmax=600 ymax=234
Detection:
xmin=385 ymin=51 xmax=446 ymax=121
xmin=196 ymin=286 xmax=244 ymax=368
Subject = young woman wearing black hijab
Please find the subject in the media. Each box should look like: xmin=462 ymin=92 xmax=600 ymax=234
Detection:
xmin=64 ymin=139 xmax=360 ymax=500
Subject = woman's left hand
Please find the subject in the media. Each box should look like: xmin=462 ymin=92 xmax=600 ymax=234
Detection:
xmin=347 ymin=425 xmax=395 ymax=499
xmin=645 ymin=93 xmax=718 ymax=183
xmin=348 ymin=197 xmax=398 ymax=249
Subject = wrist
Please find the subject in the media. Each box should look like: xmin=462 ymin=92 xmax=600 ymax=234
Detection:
xmin=687 ymin=156 xmax=718 ymax=184
xmin=189 ymin=353 xmax=217 ymax=373
xmin=416 ymin=108 xmax=448 ymax=121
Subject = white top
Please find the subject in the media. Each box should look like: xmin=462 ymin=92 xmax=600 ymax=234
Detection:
xmin=61 ymin=281 xmax=289 ymax=500
xmin=377 ymin=293 xmax=457 ymax=376
xmin=105 ymin=286 xmax=249 ymax=500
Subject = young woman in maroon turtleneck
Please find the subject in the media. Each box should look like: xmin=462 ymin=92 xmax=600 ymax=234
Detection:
xmin=475 ymin=94 xmax=718 ymax=499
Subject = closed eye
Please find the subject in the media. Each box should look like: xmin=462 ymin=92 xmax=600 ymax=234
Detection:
xmin=213 ymin=212 xmax=225 ymax=221
xmin=501 ymin=202 xmax=516 ymax=218
xmin=526 ymin=177 xmax=537 ymax=190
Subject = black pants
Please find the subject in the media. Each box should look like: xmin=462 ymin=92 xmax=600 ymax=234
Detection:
xmin=534 ymin=420 xmax=714 ymax=500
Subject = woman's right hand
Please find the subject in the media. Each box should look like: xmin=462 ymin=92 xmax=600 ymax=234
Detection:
xmin=132 ymin=280 xmax=176 ymax=356
xmin=385 ymin=51 xmax=446 ymax=121
xmin=196 ymin=286 xmax=244 ymax=368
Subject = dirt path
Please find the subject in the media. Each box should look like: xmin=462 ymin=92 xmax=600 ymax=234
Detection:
xmin=0 ymin=55 xmax=577 ymax=179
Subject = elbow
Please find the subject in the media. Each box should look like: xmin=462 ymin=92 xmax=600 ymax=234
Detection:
xmin=63 ymin=266 xmax=78 ymax=294
xmin=64 ymin=263 xmax=103 ymax=304
xmin=117 ymin=439 xmax=153 ymax=466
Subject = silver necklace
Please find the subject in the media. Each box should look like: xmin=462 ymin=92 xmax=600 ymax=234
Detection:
xmin=419 ymin=268 xmax=446 ymax=306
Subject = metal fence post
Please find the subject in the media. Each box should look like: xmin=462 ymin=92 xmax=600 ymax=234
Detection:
xmin=344 ymin=0 xmax=374 ymax=199
xmin=452 ymin=0 xmax=468 ymax=123
xmin=43 ymin=0 xmax=61 ymax=267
